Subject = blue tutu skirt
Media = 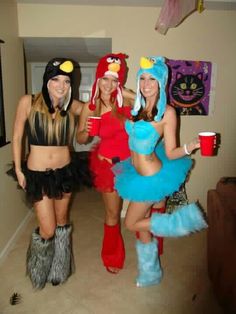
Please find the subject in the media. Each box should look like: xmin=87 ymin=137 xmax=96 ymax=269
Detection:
xmin=112 ymin=141 xmax=193 ymax=203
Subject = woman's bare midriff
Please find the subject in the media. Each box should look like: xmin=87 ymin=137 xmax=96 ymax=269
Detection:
xmin=131 ymin=151 xmax=162 ymax=176
xmin=27 ymin=145 xmax=71 ymax=171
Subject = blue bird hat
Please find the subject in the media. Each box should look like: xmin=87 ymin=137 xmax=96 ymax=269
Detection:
xmin=131 ymin=56 xmax=168 ymax=122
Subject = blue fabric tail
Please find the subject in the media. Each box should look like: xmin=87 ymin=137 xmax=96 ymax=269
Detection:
xmin=150 ymin=203 xmax=208 ymax=237
xmin=135 ymin=239 xmax=162 ymax=287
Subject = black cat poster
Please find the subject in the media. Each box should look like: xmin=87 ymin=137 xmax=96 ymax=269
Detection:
xmin=167 ymin=59 xmax=216 ymax=115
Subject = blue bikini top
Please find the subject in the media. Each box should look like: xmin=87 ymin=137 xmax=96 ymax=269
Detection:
xmin=125 ymin=119 xmax=161 ymax=155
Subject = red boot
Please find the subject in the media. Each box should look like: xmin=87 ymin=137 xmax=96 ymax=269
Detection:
xmin=150 ymin=207 xmax=166 ymax=255
xmin=101 ymin=223 xmax=125 ymax=273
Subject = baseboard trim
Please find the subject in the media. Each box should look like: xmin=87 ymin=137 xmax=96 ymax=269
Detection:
xmin=0 ymin=211 xmax=33 ymax=265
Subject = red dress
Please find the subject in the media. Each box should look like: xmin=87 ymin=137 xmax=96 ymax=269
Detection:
xmin=90 ymin=106 xmax=131 ymax=192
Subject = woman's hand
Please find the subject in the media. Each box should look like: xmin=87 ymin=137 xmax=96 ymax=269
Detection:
xmin=79 ymin=117 xmax=93 ymax=135
xmin=77 ymin=102 xmax=96 ymax=143
xmin=185 ymin=138 xmax=200 ymax=155
xmin=16 ymin=169 xmax=26 ymax=190
xmin=76 ymin=116 xmax=93 ymax=142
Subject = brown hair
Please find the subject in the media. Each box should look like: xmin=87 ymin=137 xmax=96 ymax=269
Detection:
xmin=93 ymin=93 xmax=127 ymax=122
xmin=133 ymin=106 xmax=158 ymax=122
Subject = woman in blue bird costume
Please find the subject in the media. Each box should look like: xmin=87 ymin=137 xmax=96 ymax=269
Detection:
xmin=113 ymin=56 xmax=207 ymax=287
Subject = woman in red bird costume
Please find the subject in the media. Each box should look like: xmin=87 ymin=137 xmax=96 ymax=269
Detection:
xmin=77 ymin=53 xmax=134 ymax=274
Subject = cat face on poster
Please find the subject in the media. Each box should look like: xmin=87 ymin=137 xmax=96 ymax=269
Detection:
xmin=167 ymin=59 xmax=214 ymax=116
xmin=171 ymin=71 xmax=206 ymax=115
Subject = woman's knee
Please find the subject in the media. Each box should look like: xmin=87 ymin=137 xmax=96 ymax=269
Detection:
xmin=39 ymin=226 xmax=56 ymax=240
xmin=54 ymin=195 xmax=71 ymax=225
xmin=107 ymin=208 xmax=120 ymax=219
xmin=124 ymin=217 xmax=135 ymax=232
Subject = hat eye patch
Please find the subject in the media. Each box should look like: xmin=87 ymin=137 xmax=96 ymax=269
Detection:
xmin=148 ymin=57 xmax=156 ymax=65
xmin=107 ymin=57 xmax=121 ymax=64
xmin=53 ymin=61 xmax=60 ymax=67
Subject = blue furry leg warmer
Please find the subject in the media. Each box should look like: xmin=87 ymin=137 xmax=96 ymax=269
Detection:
xmin=47 ymin=224 xmax=74 ymax=286
xmin=136 ymin=239 xmax=163 ymax=287
xmin=150 ymin=203 xmax=208 ymax=237
xmin=26 ymin=228 xmax=54 ymax=289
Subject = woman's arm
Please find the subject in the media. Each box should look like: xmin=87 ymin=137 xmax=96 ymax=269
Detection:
xmin=70 ymin=99 xmax=84 ymax=116
xmin=122 ymin=87 xmax=135 ymax=109
xmin=163 ymin=106 xmax=199 ymax=159
xmin=76 ymin=102 xmax=93 ymax=144
xmin=122 ymin=87 xmax=136 ymax=102
xmin=12 ymin=95 xmax=31 ymax=189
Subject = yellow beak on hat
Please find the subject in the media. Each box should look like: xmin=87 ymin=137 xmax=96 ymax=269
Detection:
xmin=140 ymin=57 xmax=154 ymax=69
xmin=60 ymin=60 xmax=74 ymax=73
xmin=108 ymin=63 xmax=120 ymax=73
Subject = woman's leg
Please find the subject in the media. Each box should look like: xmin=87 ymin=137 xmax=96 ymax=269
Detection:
xmin=54 ymin=192 xmax=71 ymax=225
xmin=26 ymin=196 xmax=56 ymax=289
xmin=101 ymin=191 xmax=125 ymax=274
xmin=34 ymin=196 xmax=57 ymax=239
xmin=48 ymin=192 xmax=74 ymax=286
xmin=124 ymin=201 xmax=151 ymax=233
xmin=125 ymin=202 xmax=163 ymax=287
xmin=150 ymin=200 xmax=166 ymax=255
xmin=125 ymin=201 xmax=207 ymax=237
xmin=150 ymin=203 xmax=208 ymax=237
xmin=102 ymin=190 xmax=122 ymax=225
xmin=135 ymin=238 xmax=163 ymax=287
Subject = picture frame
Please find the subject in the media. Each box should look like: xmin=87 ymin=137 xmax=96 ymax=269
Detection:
xmin=167 ymin=58 xmax=217 ymax=116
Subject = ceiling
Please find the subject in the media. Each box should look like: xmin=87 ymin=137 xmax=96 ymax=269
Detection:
xmin=23 ymin=37 xmax=112 ymax=63
xmin=16 ymin=0 xmax=236 ymax=9
xmin=19 ymin=0 xmax=236 ymax=64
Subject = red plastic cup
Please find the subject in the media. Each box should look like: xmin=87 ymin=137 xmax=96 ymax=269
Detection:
xmin=88 ymin=116 xmax=101 ymax=136
xmin=198 ymin=132 xmax=216 ymax=156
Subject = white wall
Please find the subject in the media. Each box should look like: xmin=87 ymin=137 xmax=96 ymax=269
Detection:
xmin=0 ymin=1 xmax=29 ymax=257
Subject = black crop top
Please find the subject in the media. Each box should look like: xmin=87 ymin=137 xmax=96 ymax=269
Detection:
xmin=26 ymin=111 xmax=71 ymax=146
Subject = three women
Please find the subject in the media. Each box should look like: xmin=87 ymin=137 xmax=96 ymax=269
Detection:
xmin=12 ymin=54 xmax=207 ymax=289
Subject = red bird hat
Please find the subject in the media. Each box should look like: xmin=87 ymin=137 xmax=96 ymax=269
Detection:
xmin=89 ymin=53 xmax=128 ymax=111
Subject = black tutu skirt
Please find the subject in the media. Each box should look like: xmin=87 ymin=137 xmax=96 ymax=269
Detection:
xmin=6 ymin=151 xmax=92 ymax=203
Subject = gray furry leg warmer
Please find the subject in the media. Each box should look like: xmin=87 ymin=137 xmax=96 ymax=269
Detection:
xmin=26 ymin=228 xmax=54 ymax=289
xmin=47 ymin=224 xmax=74 ymax=286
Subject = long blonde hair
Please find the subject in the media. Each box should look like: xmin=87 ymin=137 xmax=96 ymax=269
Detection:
xmin=28 ymin=93 xmax=75 ymax=145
